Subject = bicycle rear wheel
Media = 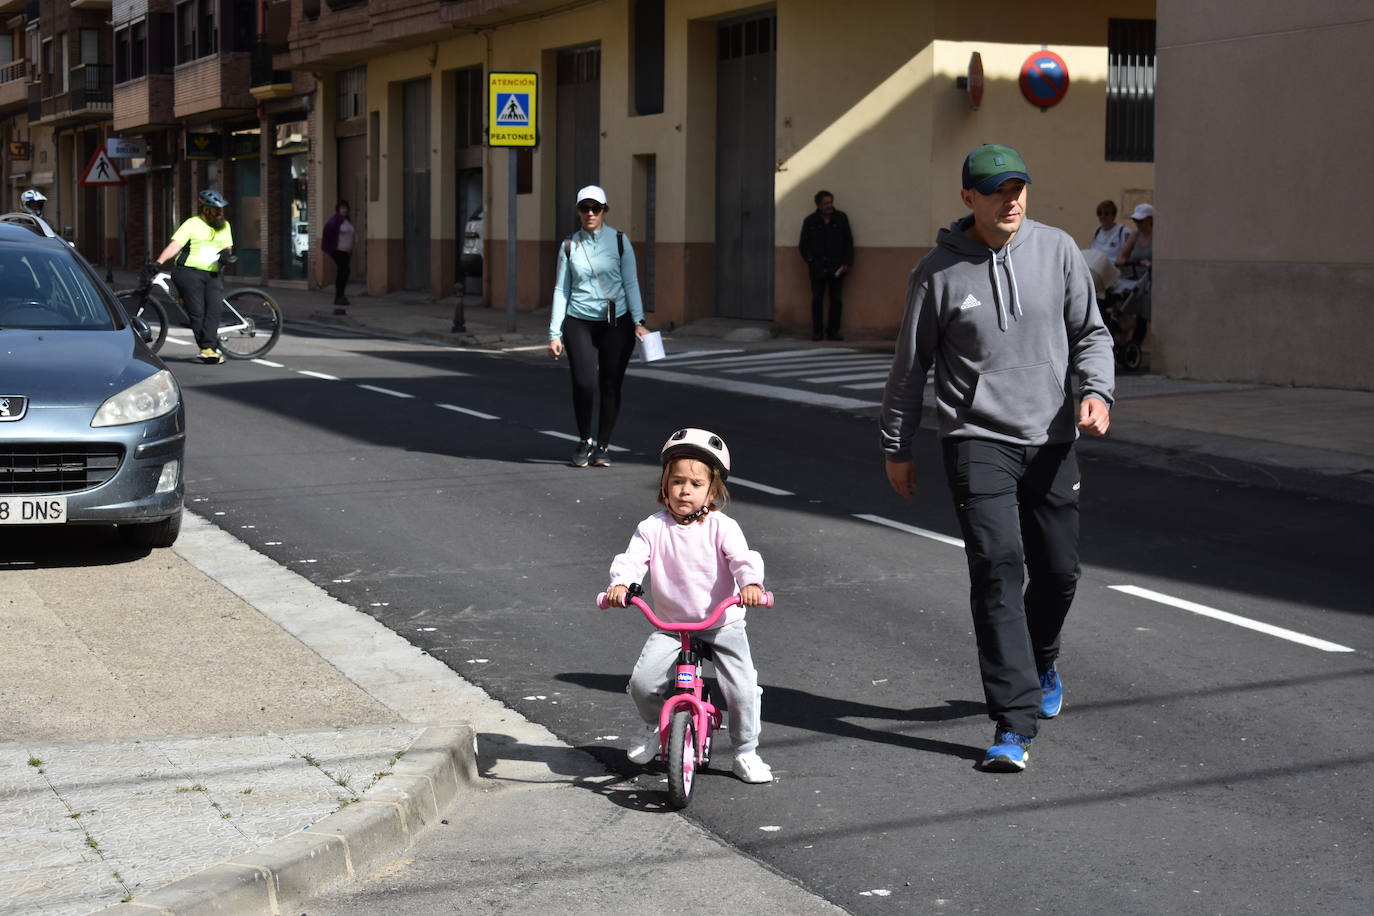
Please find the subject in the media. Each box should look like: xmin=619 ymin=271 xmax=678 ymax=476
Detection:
xmin=666 ymin=708 xmax=697 ymax=810
xmin=115 ymin=288 xmax=170 ymax=354
xmin=218 ymin=288 xmax=282 ymax=359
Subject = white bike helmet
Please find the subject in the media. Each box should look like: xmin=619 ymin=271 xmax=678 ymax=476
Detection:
xmin=20 ymin=189 xmax=45 ymax=210
xmin=660 ymin=428 xmax=731 ymax=480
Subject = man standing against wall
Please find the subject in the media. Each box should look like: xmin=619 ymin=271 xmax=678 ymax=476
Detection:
xmin=799 ymin=190 xmax=854 ymax=341
xmin=879 ymin=144 xmax=1115 ymax=772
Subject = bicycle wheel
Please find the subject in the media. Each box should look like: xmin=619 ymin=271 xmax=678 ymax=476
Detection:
xmin=218 ymin=288 xmax=283 ymax=359
xmin=666 ymin=708 xmax=697 ymax=810
xmin=115 ymin=288 xmax=170 ymax=354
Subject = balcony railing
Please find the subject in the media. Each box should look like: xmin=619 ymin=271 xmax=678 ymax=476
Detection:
xmin=26 ymin=0 xmax=38 ymax=21
xmin=0 ymin=60 xmax=26 ymax=84
xmin=30 ymin=64 xmax=113 ymax=122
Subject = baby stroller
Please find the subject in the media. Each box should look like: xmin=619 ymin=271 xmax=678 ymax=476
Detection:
xmin=1099 ymin=264 xmax=1150 ymax=372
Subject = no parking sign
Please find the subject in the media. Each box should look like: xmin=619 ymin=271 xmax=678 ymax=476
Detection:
xmin=1019 ymin=50 xmax=1069 ymax=109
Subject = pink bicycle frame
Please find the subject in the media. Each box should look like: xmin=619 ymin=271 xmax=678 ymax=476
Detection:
xmin=597 ymin=589 xmax=774 ymax=765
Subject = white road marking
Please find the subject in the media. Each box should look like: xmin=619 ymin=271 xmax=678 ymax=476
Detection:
xmin=630 ymin=369 xmax=880 ymax=411
xmin=659 ymin=349 xmax=841 ymax=369
xmin=357 ymin=384 xmax=415 ymax=399
xmin=1109 ymin=585 xmax=1355 ymax=653
xmin=800 ymin=371 xmax=892 ymax=384
xmin=297 ymin=370 xmax=340 ymax=381
xmin=537 ymin=430 xmax=629 ymax=452
xmin=854 ymin=513 xmax=965 ymax=548
xmin=162 ymin=336 xmax=194 ymax=346
xmin=437 ymin=403 xmax=499 ymax=420
xmin=745 ymin=358 xmax=890 ymax=378
xmin=252 ymin=358 xmax=285 ymax=367
xmin=730 ymin=477 xmax=795 ymax=496
xmin=651 ymin=349 xmax=744 ymax=362
xmin=843 ymin=380 xmax=894 ymax=390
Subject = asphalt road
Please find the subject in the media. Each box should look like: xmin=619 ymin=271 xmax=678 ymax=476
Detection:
xmin=165 ymin=324 xmax=1373 ymax=915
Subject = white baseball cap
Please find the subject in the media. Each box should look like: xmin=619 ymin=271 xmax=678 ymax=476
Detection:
xmin=1130 ymin=203 xmax=1154 ymax=220
xmin=575 ymin=184 xmax=608 ymax=206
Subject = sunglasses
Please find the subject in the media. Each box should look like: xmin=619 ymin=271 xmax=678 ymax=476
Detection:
xmin=577 ymin=203 xmax=605 ymax=214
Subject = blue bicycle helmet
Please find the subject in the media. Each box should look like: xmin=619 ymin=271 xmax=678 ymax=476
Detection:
xmin=198 ymin=189 xmax=228 ymax=208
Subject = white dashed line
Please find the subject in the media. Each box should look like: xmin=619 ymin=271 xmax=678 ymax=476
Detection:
xmin=162 ymin=336 xmax=194 ymax=346
xmin=630 ymin=369 xmax=880 ymax=411
xmin=538 ymin=430 xmax=629 ymax=452
xmin=854 ymin=513 xmax=965 ymax=548
xmin=252 ymin=358 xmax=285 ymax=368
xmin=730 ymin=477 xmax=795 ymax=496
xmin=357 ymin=384 xmax=415 ymax=399
xmin=437 ymin=403 xmax=499 ymax=420
xmin=1109 ymin=585 xmax=1355 ymax=653
xmin=297 ymin=370 xmax=340 ymax=381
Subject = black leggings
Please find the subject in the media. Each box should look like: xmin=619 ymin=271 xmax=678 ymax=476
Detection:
xmin=561 ymin=316 xmax=636 ymax=445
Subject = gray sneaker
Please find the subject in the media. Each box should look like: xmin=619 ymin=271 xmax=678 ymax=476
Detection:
xmin=591 ymin=445 xmax=611 ymax=467
xmin=569 ymin=439 xmax=595 ymax=467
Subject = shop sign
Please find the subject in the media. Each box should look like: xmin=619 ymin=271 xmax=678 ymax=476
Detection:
xmin=8 ymin=141 xmax=31 ymax=160
xmin=106 ymin=137 xmax=147 ymax=158
xmin=186 ymin=133 xmax=222 ymax=160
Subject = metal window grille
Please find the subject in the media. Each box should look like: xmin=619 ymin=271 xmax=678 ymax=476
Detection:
xmin=1106 ymin=18 xmax=1156 ymax=162
xmin=336 ymin=66 xmax=366 ymax=121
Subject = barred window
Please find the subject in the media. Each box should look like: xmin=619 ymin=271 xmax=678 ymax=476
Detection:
xmin=1105 ymin=18 xmax=1155 ymax=162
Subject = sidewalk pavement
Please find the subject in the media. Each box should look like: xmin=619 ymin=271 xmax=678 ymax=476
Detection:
xmin=2 ymin=272 xmax=1359 ymax=915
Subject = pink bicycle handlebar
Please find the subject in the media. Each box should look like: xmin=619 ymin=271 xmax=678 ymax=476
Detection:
xmin=596 ymin=590 xmax=774 ymax=631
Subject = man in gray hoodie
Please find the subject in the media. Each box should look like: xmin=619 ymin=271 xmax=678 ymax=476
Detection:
xmin=879 ymin=144 xmax=1114 ymax=773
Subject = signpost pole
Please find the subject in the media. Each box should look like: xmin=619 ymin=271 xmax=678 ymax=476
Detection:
xmin=506 ymin=148 xmax=517 ymax=333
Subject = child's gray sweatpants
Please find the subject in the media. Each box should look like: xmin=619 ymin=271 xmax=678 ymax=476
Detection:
xmin=627 ymin=619 xmax=763 ymax=754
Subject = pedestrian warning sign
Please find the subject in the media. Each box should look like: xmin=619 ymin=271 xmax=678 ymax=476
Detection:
xmin=488 ymin=72 xmax=538 ymax=148
xmin=80 ymin=148 xmax=124 ymax=186
xmin=496 ymin=94 xmax=529 ymax=125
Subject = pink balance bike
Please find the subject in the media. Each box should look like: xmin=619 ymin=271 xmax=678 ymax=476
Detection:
xmin=598 ymin=584 xmax=774 ymax=809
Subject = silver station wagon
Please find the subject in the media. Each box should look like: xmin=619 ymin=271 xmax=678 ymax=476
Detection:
xmin=0 ymin=220 xmax=185 ymax=547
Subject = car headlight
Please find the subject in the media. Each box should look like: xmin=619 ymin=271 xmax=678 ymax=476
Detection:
xmin=92 ymin=369 xmax=180 ymax=427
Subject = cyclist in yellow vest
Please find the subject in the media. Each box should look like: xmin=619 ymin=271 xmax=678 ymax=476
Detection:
xmin=156 ymin=189 xmax=234 ymax=364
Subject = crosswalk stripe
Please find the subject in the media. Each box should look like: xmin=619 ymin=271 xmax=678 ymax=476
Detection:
xmin=802 ymin=372 xmax=892 ymax=384
xmin=753 ymin=360 xmax=892 ymax=378
xmin=660 ymin=348 xmax=848 ymax=369
xmin=631 ymin=368 xmax=880 ymax=410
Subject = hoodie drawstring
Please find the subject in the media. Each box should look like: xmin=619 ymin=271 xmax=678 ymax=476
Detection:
xmin=987 ymin=246 xmax=1024 ymax=332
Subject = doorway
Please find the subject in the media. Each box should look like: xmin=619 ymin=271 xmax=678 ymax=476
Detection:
xmin=402 ymin=77 xmax=431 ymax=290
xmin=714 ymin=12 xmax=776 ymax=320
xmin=555 ymin=45 xmax=601 ymax=241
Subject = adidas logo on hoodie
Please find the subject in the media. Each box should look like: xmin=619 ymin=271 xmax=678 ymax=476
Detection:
xmin=960 ymin=293 xmax=982 ymax=310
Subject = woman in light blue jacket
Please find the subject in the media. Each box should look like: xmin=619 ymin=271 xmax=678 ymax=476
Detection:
xmin=547 ymin=185 xmax=650 ymax=467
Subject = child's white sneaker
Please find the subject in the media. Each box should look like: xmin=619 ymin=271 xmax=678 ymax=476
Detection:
xmin=626 ymin=724 xmax=659 ymax=764
xmin=732 ymin=751 xmax=773 ymax=784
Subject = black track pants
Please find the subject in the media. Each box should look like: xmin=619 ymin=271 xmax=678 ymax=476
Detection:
xmin=560 ymin=315 xmax=636 ymax=445
xmin=942 ymin=438 xmax=1082 ymax=738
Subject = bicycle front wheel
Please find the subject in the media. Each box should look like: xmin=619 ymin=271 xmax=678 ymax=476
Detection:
xmin=218 ymin=288 xmax=283 ymax=359
xmin=666 ymin=708 xmax=697 ymax=810
xmin=115 ymin=288 xmax=170 ymax=354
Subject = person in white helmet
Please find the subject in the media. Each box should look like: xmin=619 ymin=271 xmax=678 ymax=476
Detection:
xmin=605 ymin=429 xmax=774 ymax=784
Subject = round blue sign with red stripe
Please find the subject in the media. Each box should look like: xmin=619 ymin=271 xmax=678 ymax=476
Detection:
xmin=1019 ymin=50 xmax=1070 ymax=108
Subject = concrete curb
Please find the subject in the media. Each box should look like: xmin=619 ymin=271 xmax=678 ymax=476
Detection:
xmin=100 ymin=725 xmax=479 ymax=915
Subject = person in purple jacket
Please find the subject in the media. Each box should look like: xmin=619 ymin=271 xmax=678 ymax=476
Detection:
xmin=605 ymin=428 xmax=773 ymax=785
xmin=320 ymin=201 xmax=355 ymax=313
xmin=880 ymin=144 xmax=1114 ymax=773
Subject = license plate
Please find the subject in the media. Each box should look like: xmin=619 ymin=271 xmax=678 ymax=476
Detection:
xmin=0 ymin=496 xmax=67 ymax=524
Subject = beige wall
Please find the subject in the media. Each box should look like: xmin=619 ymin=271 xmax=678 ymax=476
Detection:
xmin=1154 ymin=1 xmax=1374 ymax=388
xmin=332 ymin=0 xmax=1160 ymax=336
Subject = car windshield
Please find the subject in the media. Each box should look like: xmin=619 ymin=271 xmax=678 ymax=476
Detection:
xmin=0 ymin=244 xmax=116 ymax=330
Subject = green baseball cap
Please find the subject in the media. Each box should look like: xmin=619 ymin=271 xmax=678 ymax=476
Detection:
xmin=962 ymin=144 xmax=1031 ymax=194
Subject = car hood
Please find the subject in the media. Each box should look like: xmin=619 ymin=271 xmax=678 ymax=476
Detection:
xmin=0 ymin=330 xmax=164 ymax=408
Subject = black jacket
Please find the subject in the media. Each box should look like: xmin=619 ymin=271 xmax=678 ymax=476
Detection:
xmin=799 ymin=210 xmax=854 ymax=278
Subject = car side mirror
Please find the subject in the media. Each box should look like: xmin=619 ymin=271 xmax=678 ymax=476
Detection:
xmin=131 ymin=314 xmax=154 ymax=345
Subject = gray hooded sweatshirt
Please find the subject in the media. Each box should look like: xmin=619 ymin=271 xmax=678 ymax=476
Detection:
xmin=880 ymin=215 xmax=1115 ymax=458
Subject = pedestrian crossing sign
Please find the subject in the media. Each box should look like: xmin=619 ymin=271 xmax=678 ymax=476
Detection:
xmin=488 ymin=72 xmax=538 ymax=148
xmin=80 ymin=148 xmax=124 ymax=186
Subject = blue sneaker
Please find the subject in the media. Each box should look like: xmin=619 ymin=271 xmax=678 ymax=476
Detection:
xmin=983 ymin=730 xmax=1032 ymax=772
xmin=1039 ymin=667 xmax=1063 ymax=719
